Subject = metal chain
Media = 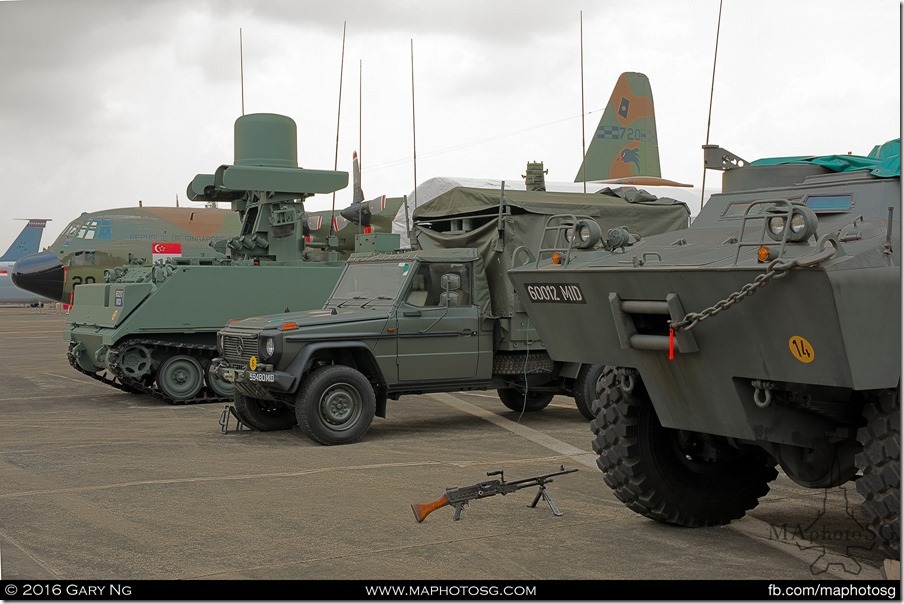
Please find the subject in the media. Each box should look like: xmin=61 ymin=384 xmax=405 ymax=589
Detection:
xmin=670 ymin=258 xmax=797 ymax=332
xmin=670 ymin=236 xmax=840 ymax=332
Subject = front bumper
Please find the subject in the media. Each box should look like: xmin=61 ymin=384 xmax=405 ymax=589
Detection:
xmin=212 ymin=358 xmax=297 ymax=397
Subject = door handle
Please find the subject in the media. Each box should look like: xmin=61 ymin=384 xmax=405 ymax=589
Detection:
xmin=403 ymin=310 xmax=422 ymax=317
xmin=459 ymin=329 xmax=474 ymax=336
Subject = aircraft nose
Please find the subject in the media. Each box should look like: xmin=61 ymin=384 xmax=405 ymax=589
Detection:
xmin=12 ymin=252 xmax=64 ymax=302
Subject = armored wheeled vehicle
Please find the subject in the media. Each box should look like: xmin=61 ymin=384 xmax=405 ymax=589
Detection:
xmin=210 ymin=183 xmax=690 ymax=443
xmin=508 ymin=140 xmax=901 ymax=558
xmin=65 ymin=113 xmax=365 ymax=404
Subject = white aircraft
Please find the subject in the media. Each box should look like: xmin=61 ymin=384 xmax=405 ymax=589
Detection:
xmin=0 ymin=219 xmax=52 ymax=305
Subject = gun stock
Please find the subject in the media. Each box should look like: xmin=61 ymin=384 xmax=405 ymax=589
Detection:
xmin=411 ymin=493 xmax=450 ymax=523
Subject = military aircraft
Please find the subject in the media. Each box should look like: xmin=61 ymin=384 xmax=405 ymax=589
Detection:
xmin=12 ymin=153 xmax=401 ymax=305
xmin=0 ymin=218 xmax=53 ymax=305
xmin=305 ymin=151 xmax=403 ymax=257
xmin=392 ymin=72 xmax=715 ymax=243
xmin=0 ymin=218 xmax=49 ymax=263
xmin=574 ymin=71 xmax=677 ymax=185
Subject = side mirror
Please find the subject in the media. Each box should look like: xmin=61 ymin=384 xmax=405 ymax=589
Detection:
xmin=440 ymin=273 xmax=461 ymax=290
xmin=440 ymin=291 xmax=461 ymax=307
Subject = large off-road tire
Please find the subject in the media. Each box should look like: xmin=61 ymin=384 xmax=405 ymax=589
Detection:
xmin=573 ymin=363 xmax=605 ymax=420
xmin=591 ymin=366 xmax=778 ymax=527
xmin=296 ymin=365 xmax=376 ymax=445
xmin=232 ymin=390 xmax=296 ymax=431
xmin=497 ymin=388 xmax=554 ymax=413
xmin=855 ymin=389 xmax=900 ymax=559
xmin=156 ymin=355 xmax=204 ymax=402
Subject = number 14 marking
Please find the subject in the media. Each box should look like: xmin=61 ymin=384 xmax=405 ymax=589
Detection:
xmin=788 ymin=336 xmax=815 ymax=363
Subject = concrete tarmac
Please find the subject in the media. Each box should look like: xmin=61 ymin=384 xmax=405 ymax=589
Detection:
xmin=0 ymin=306 xmax=893 ymax=588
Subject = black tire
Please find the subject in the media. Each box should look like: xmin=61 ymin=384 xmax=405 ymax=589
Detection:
xmin=591 ymin=366 xmax=778 ymax=527
xmin=156 ymin=355 xmax=204 ymax=402
xmin=855 ymin=389 xmax=900 ymax=559
xmin=497 ymin=388 xmax=554 ymax=412
xmin=296 ymin=365 xmax=376 ymax=445
xmin=573 ymin=363 xmax=605 ymax=420
xmin=232 ymin=390 xmax=296 ymax=431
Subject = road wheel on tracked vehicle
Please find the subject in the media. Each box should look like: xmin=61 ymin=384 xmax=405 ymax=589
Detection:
xmin=205 ymin=362 xmax=236 ymax=399
xmin=117 ymin=344 xmax=154 ymax=382
xmin=497 ymin=388 xmax=554 ymax=413
xmin=591 ymin=366 xmax=778 ymax=527
xmin=296 ymin=365 xmax=376 ymax=445
xmin=573 ymin=363 xmax=605 ymax=420
xmin=855 ymin=388 xmax=900 ymax=559
xmin=233 ymin=390 xmax=296 ymax=431
xmin=156 ymin=355 xmax=204 ymax=402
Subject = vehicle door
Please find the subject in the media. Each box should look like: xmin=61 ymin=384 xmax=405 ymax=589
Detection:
xmin=396 ymin=261 xmax=480 ymax=381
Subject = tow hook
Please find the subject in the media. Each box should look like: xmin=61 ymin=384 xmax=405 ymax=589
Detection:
xmin=616 ymin=367 xmax=638 ymax=394
xmin=752 ymin=379 xmax=776 ymax=408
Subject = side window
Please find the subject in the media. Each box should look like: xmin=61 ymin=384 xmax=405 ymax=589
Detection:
xmin=405 ymin=266 xmax=431 ymax=307
xmin=433 ymin=263 xmax=471 ymax=307
xmin=404 ymin=262 xmax=473 ymax=307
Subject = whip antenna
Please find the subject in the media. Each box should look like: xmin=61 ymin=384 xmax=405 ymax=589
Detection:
xmin=328 ymin=21 xmax=347 ymax=238
xmin=700 ymin=0 xmax=724 ymax=209
xmin=579 ymin=11 xmax=586 ymax=193
xmin=410 ymin=39 xmax=418 ymax=213
xmin=359 ymin=59 xmax=363 ymax=174
xmin=239 ymin=28 xmax=245 ymax=116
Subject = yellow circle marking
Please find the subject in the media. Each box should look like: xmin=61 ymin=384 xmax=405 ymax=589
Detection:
xmin=788 ymin=336 xmax=814 ymax=363
xmin=249 ymin=356 xmax=258 ymax=371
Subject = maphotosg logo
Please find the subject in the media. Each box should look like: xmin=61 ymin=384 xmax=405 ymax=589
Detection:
xmin=768 ymin=485 xmax=876 ymax=576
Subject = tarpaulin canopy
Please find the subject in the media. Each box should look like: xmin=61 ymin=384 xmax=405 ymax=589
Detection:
xmin=751 ymin=138 xmax=901 ymax=178
xmin=411 ymin=186 xmax=690 ymax=318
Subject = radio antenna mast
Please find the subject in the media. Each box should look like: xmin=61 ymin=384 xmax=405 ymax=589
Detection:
xmin=239 ymin=28 xmax=245 ymax=116
xmin=328 ymin=21 xmax=347 ymax=238
xmin=410 ymin=38 xmax=418 ymax=212
xmin=700 ymin=0 xmax=724 ymax=209
xmin=579 ymin=11 xmax=586 ymax=193
xmin=359 ymin=59 xmax=363 ymax=174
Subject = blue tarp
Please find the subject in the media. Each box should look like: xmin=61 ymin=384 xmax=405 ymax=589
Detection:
xmin=751 ymin=138 xmax=900 ymax=178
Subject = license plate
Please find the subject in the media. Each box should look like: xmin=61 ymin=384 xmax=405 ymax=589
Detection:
xmin=248 ymin=371 xmax=276 ymax=383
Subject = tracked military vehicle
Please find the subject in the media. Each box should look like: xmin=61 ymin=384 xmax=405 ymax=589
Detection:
xmin=211 ymin=183 xmax=690 ymax=444
xmin=65 ymin=113 xmax=366 ymax=404
xmin=508 ymin=139 xmax=901 ymax=558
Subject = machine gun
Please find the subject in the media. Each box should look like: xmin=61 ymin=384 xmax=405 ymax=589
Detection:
xmin=411 ymin=465 xmax=578 ymax=522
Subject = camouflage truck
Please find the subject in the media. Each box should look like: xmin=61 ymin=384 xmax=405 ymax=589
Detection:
xmin=64 ymin=113 xmax=380 ymax=404
xmin=507 ymin=140 xmax=901 ymax=558
xmin=211 ymin=184 xmax=689 ymax=444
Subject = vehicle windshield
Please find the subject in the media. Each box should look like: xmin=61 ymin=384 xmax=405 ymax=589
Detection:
xmin=326 ymin=261 xmax=413 ymax=307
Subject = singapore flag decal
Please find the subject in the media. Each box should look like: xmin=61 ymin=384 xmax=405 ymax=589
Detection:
xmin=152 ymin=242 xmax=182 ymax=262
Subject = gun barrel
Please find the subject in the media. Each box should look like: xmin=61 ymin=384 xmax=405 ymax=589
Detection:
xmin=509 ymin=467 xmax=579 ymax=487
xmin=411 ymin=493 xmax=451 ymax=523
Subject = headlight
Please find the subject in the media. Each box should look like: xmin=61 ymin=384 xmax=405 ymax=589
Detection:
xmin=565 ymin=219 xmax=601 ymax=249
xmin=768 ymin=216 xmax=785 ymax=237
xmin=789 ymin=212 xmax=807 ymax=234
xmin=258 ymin=335 xmax=280 ymax=364
xmin=261 ymin=336 xmax=276 ymax=361
xmin=765 ymin=206 xmax=818 ymax=243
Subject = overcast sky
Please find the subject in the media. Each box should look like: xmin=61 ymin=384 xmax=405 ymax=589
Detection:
xmin=0 ymin=0 xmax=900 ymax=247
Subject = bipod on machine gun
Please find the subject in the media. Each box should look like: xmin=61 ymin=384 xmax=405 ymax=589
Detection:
xmin=411 ymin=466 xmax=578 ymax=522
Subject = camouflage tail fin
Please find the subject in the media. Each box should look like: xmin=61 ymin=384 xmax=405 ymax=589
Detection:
xmin=575 ymin=72 xmax=661 ymax=183
xmin=0 ymin=219 xmax=48 ymax=262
